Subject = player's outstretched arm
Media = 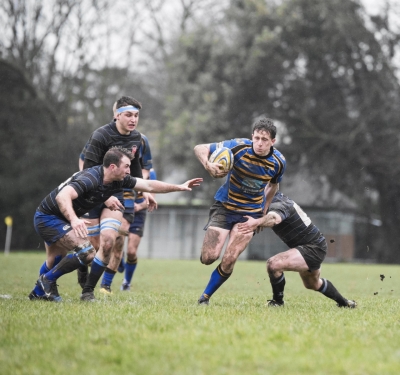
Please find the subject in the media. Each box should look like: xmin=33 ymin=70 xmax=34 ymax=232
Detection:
xmin=134 ymin=178 xmax=203 ymax=193
xmin=238 ymin=212 xmax=282 ymax=234
xmin=237 ymin=216 xmax=263 ymax=234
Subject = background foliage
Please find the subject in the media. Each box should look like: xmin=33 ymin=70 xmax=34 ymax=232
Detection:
xmin=1 ymin=0 xmax=400 ymax=262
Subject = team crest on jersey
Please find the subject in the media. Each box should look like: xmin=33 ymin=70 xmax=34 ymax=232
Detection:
xmin=62 ymin=225 xmax=71 ymax=230
xmin=240 ymin=178 xmax=263 ymax=194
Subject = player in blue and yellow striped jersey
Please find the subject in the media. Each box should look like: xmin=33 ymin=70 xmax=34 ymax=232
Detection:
xmin=194 ymin=117 xmax=286 ymax=305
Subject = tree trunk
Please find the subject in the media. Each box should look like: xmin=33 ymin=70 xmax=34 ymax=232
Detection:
xmin=376 ymin=179 xmax=400 ymax=263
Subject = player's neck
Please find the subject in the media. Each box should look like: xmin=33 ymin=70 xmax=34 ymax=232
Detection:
xmin=115 ymin=121 xmax=130 ymax=135
xmin=102 ymin=168 xmax=114 ymax=185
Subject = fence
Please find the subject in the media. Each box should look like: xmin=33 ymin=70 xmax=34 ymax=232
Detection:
xmin=136 ymin=205 xmax=357 ymax=262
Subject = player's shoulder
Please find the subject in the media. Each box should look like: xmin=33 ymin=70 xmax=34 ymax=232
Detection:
xmin=271 ymin=192 xmax=293 ymax=208
xmin=215 ymin=138 xmax=251 ymax=151
xmin=272 ymin=147 xmax=285 ymax=160
xmin=77 ymin=165 xmax=102 ymax=179
xmin=91 ymin=122 xmax=114 ymax=137
xmin=140 ymin=133 xmax=151 ymax=146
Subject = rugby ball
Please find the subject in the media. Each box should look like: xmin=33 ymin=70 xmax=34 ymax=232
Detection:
xmin=209 ymin=147 xmax=234 ymax=172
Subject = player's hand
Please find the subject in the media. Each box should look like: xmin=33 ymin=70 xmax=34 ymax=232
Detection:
xmin=206 ymin=162 xmax=228 ymax=179
xmin=180 ymin=178 xmax=203 ymax=190
xmin=144 ymin=193 xmax=157 ymax=212
xmin=134 ymin=200 xmax=148 ymax=212
xmin=237 ymin=215 xmax=260 ymax=234
xmin=70 ymin=218 xmax=90 ymax=239
xmin=104 ymin=196 xmax=125 ymax=211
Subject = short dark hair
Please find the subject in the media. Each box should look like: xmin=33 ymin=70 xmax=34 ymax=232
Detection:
xmin=103 ymin=146 xmax=133 ymax=167
xmin=252 ymin=117 xmax=277 ymax=139
xmin=116 ymin=96 xmax=142 ymax=110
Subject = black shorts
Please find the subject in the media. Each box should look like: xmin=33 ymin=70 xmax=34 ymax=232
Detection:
xmin=296 ymin=239 xmax=327 ymax=271
xmin=204 ymin=201 xmax=262 ymax=231
xmin=123 ymin=212 xmax=135 ymax=224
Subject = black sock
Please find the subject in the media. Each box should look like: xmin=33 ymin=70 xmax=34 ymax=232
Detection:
xmin=82 ymin=260 xmax=106 ymax=294
xmin=318 ymin=279 xmax=348 ymax=306
xmin=269 ymin=273 xmax=285 ymax=302
xmin=78 ymin=264 xmax=88 ymax=272
xmin=51 ymin=254 xmax=81 ymax=276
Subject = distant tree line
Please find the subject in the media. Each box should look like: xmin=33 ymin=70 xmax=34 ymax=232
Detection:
xmin=1 ymin=0 xmax=400 ymax=262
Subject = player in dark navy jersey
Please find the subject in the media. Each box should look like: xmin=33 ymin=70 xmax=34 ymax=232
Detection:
xmin=237 ymin=192 xmax=357 ymax=308
xmin=79 ymin=96 xmax=157 ymax=301
xmin=194 ymin=117 xmax=286 ymax=305
xmin=28 ymin=147 xmax=203 ymax=302
xmin=119 ymin=167 xmax=157 ymax=292
xmin=99 ymin=133 xmax=155 ymax=294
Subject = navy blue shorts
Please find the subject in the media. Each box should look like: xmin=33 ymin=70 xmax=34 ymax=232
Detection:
xmin=129 ymin=209 xmax=147 ymax=237
xmin=34 ymin=210 xmax=72 ymax=245
xmin=123 ymin=195 xmax=135 ymax=223
xmin=82 ymin=192 xmax=125 ymax=219
xmin=204 ymin=201 xmax=263 ymax=231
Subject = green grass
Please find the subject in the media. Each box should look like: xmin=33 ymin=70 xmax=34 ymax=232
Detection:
xmin=0 ymin=253 xmax=399 ymax=375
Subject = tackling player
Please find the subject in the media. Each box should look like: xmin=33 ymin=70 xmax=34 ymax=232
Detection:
xmin=237 ymin=191 xmax=357 ymax=308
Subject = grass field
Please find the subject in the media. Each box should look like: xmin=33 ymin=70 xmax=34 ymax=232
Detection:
xmin=0 ymin=252 xmax=399 ymax=375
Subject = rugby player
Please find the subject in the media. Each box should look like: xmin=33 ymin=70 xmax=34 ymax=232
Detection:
xmin=194 ymin=117 xmax=286 ymax=305
xmin=237 ymin=191 xmax=357 ymax=308
xmin=29 ymin=147 xmax=202 ymax=301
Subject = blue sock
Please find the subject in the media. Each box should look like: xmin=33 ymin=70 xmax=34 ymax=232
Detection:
xmin=34 ymin=255 xmax=64 ymax=296
xmin=39 ymin=261 xmax=50 ymax=276
xmin=53 ymin=255 xmax=62 ymax=267
xmin=124 ymin=259 xmax=137 ymax=284
xmin=202 ymin=264 xmax=232 ymax=300
xmin=118 ymin=257 xmax=126 ymax=273
xmin=101 ymin=268 xmax=116 ymax=286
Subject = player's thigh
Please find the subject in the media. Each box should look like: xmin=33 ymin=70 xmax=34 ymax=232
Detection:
xmin=225 ymin=223 xmax=254 ymax=256
xmin=99 ymin=208 xmax=123 ymax=242
xmin=220 ymin=226 xmax=253 ymax=268
xmin=58 ymin=230 xmax=91 ymax=249
xmin=201 ymin=226 xmax=229 ymax=257
xmin=268 ymin=248 xmax=309 ymax=272
xmin=299 ymin=268 xmax=321 ymax=289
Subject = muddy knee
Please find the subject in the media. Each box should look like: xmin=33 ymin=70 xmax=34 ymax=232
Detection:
xmin=266 ymin=257 xmax=279 ymax=274
xmin=200 ymin=252 xmax=219 ymax=265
